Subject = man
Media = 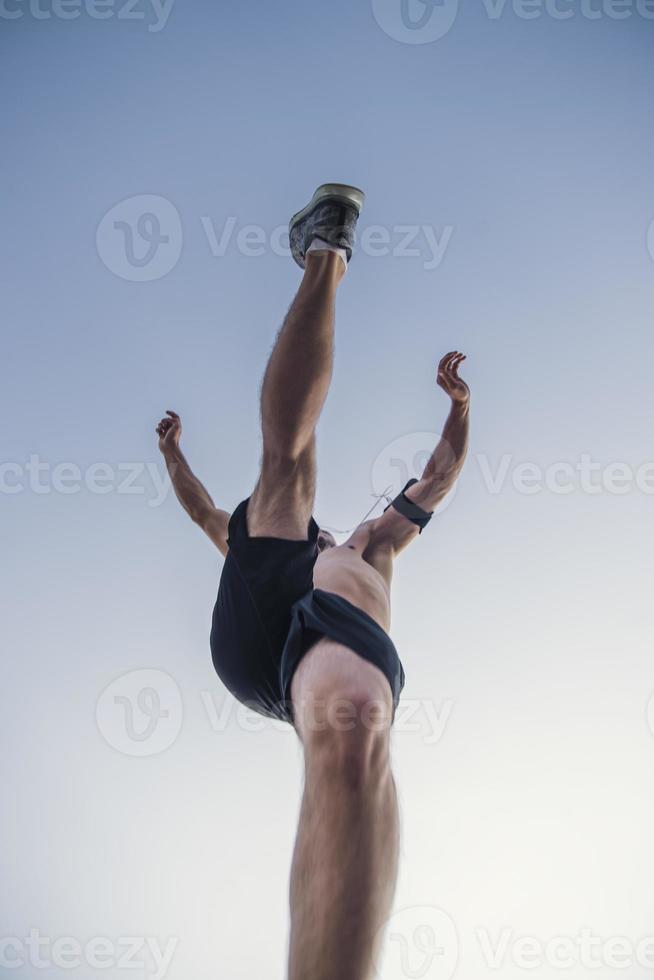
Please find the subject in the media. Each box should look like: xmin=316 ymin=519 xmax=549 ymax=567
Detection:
xmin=156 ymin=183 xmax=470 ymax=980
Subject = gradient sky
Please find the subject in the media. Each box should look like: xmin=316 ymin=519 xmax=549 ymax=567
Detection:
xmin=3 ymin=3 xmax=654 ymax=979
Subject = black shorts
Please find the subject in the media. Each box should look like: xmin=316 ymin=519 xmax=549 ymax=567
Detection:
xmin=210 ymin=497 xmax=406 ymax=724
xmin=280 ymin=589 xmax=405 ymax=724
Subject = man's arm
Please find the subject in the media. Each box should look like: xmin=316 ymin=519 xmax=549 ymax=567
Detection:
xmin=156 ymin=410 xmax=230 ymax=557
xmin=404 ymin=351 xmax=470 ymax=513
xmin=369 ymin=351 xmax=470 ymax=557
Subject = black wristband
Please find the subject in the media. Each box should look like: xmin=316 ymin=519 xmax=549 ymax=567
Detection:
xmin=383 ymin=479 xmax=433 ymax=533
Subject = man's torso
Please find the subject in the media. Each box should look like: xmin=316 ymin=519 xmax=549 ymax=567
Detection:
xmin=312 ymin=520 xmax=393 ymax=632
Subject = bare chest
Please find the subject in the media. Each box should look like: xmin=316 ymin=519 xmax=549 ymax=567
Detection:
xmin=313 ymin=538 xmax=393 ymax=630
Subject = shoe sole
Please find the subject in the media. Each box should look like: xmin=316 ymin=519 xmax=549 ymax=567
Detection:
xmin=289 ymin=182 xmax=365 ymax=235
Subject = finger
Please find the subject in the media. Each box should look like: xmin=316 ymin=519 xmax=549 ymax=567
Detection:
xmin=438 ymin=351 xmax=457 ymax=371
xmin=450 ymin=353 xmax=466 ymax=376
xmin=442 ymin=352 xmax=459 ymax=376
xmin=166 ymin=410 xmax=180 ymax=420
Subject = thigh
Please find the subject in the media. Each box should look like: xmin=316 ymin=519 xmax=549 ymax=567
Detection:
xmin=248 ymin=437 xmax=317 ymax=538
xmin=291 ymin=637 xmax=393 ymax=740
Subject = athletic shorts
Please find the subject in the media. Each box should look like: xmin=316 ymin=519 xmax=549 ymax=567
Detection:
xmin=210 ymin=496 xmax=406 ymax=724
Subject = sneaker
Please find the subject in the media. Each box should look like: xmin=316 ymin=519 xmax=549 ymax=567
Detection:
xmin=289 ymin=183 xmax=365 ymax=268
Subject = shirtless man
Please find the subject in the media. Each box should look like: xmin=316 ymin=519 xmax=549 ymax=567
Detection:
xmin=156 ymin=183 xmax=470 ymax=980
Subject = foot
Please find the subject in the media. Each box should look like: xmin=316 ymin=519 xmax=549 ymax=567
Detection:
xmin=289 ymin=183 xmax=365 ymax=269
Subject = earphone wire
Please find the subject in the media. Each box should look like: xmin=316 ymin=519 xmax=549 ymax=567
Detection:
xmin=321 ymin=485 xmax=395 ymax=536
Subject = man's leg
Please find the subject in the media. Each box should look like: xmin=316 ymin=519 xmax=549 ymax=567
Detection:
xmin=288 ymin=639 xmax=400 ymax=980
xmin=248 ymin=249 xmax=344 ymax=539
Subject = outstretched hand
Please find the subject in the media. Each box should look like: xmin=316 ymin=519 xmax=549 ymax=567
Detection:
xmin=156 ymin=410 xmax=182 ymax=453
xmin=437 ymin=351 xmax=469 ymax=406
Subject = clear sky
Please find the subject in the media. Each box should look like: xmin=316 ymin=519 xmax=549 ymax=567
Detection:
xmin=3 ymin=3 xmax=654 ymax=979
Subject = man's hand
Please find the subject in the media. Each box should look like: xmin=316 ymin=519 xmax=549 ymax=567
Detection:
xmin=437 ymin=351 xmax=470 ymax=406
xmin=154 ymin=410 xmax=230 ymax=556
xmin=156 ymin=410 xmax=182 ymax=454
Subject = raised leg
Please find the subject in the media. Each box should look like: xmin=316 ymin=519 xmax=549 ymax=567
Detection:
xmin=288 ymin=639 xmax=400 ymax=980
xmin=248 ymin=250 xmax=345 ymax=539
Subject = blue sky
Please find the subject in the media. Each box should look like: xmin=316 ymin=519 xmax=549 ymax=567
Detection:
xmin=3 ymin=3 xmax=654 ymax=979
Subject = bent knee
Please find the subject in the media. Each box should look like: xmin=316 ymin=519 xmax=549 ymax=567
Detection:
xmin=261 ymin=430 xmax=317 ymax=472
xmin=303 ymin=712 xmax=392 ymax=790
xmin=259 ymin=441 xmax=316 ymax=490
xmin=294 ymin=659 xmax=394 ymax=784
xmin=298 ymin=683 xmax=392 ymax=734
